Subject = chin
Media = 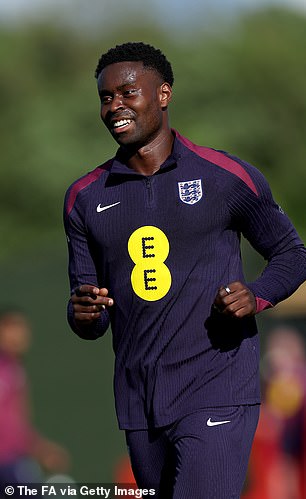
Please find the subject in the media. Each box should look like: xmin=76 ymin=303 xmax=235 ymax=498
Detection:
xmin=113 ymin=134 xmax=139 ymax=148
xmin=111 ymin=130 xmax=129 ymax=143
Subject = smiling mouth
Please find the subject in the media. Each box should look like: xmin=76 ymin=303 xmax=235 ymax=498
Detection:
xmin=112 ymin=119 xmax=132 ymax=131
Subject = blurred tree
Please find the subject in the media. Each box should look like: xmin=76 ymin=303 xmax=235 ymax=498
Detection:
xmin=0 ymin=7 xmax=305 ymax=262
xmin=0 ymin=24 xmax=104 ymax=258
xmin=173 ymin=8 xmax=306 ymax=231
xmin=1 ymin=5 xmax=305 ymax=482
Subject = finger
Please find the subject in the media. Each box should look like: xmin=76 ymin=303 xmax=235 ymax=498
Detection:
xmin=214 ymin=289 xmax=238 ymax=309
xmin=97 ymin=288 xmax=114 ymax=306
xmin=217 ymin=281 xmax=245 ymax=298
xmin=222 ymin=300 xmax=248 ymax=316
xmin=73 ymin=294 xmax=113 ymax=311
xmin=232 ymin=306 xmax=253 ymax=318
xmin=74 ymin=303 xmax=105 ymax=313
xmin=75 ymin=285 xmax=100 ymax=297
xmin=72 ymin=299 xmax=111 ymax=311
xmin=218 ymin=286 xmax=232 ymax=298
xmin=74 ymin=311 xmax=102 ymax=322
xmin=223 ymin=303 xmax=254 ymax=318
xmin=98 ymin=288 xmax=114 ymax=306
xmin=71 ymin=293 xmax=99 ymax=305
xmin=95 ymin=303 xmax=106 ymax=311
xmin=226 ymin=281 xmax=246 ymax=290
xmin=222 ymin=293 xmax=256 ymax=317
xmin=72 ymin=288 xmax=114 ymax=309
xmin=220 ymin=288 xmax=248 ymax=306
xmin=98 ymin=296 xmax=114 ymax=307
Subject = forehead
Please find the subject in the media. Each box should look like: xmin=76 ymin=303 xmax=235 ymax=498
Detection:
xmin=97 ymin=61 xmax=159 ymax=90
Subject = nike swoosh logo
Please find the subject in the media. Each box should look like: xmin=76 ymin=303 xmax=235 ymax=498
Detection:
xmin=206 ymin=418 xmax=231 ymax=427
xmin=96 ymin=202 xmax=120 ymax=213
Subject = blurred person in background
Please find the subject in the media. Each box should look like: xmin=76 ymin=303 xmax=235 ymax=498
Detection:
xmin=243 ymin=326 xmax=306 ymax=499
xmin=64 ymin=42 xmax=306 ymax=498
xmin=264 ymin=326 xmax=306 ymax=498
xmin=0 ymin=309 xmax=70 ymax=485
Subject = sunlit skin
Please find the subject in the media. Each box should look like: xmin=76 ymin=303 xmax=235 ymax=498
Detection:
xmin=214 ymin=281 xmax=256 ymax=318
xmin=71 ymin=61 xmax=256 ymax=325
xmin=97 ymin=61 xmax=174 ymax=175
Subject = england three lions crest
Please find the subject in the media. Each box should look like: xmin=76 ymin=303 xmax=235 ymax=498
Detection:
xmin=178 ymin=179 xmax=203 ymax=205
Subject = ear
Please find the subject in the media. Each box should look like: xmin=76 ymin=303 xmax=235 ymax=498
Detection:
xmin=159 ymin=82 xmax=172 ymax=109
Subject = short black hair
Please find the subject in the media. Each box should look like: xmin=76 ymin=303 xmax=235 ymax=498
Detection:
xmin=95 ymin=42 xmax=174 ymax=86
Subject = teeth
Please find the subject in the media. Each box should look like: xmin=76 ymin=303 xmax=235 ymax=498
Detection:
xmin=113 ymin=119 xmax=132 ymax=128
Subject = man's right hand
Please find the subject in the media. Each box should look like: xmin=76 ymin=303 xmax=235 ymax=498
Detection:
xmin=71 ymin=285 xmax=114 ymax=325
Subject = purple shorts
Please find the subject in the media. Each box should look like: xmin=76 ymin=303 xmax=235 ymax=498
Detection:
xmin=126 ymin=405 xmax=260 ymax=499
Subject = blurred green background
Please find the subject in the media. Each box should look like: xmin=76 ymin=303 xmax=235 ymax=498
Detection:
xmin=0 ymin=0 xmax=305 ymax=482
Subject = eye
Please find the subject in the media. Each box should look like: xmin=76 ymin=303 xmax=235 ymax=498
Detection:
xmin=123 ymin=89 xmax=138 ymax=97
xmin=100 ymin=94 xmax=112 ymax=104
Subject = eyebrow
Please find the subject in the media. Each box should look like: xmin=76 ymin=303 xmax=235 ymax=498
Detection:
xmin=99 ymin=81 xmax=139 ymax=96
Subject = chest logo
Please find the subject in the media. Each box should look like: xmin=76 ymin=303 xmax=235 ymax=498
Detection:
xmin=178 ymin=179 xmax=202 ymax=205
xmin=128 ymin=226 xmax=172 ymax=301
xmin=97 ymin=201 xmax=120 ymax=212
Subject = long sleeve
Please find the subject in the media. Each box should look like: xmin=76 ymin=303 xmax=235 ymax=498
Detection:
xmin=226 ymin=159 xmax=306 ymax=312
xmin=63 ymin=183 xmax=110 ymax=340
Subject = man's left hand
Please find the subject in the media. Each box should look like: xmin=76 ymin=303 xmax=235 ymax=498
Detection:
xmin=213 ymin=281 xmax=256 ymax=318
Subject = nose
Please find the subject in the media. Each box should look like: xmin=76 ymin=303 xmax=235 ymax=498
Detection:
xmin=110 ymin=92 xmax=124 ymax=113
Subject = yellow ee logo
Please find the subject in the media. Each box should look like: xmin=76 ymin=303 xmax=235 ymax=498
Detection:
xmin=128 ymin=226 xmax=172 ymax=301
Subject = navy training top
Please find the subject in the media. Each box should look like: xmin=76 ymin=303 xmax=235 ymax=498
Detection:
xmin=64 ymin=130 xmax=306 ymax=430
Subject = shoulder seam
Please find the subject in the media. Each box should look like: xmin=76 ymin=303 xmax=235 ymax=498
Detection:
xmin=65 ymin=159 xmax=113 ymax=216
xmin=175 ymin=130 xmax=258 ymax=196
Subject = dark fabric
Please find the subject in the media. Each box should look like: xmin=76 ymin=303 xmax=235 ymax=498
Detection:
xmin=126 ymin=405 xmax=260 ymax=498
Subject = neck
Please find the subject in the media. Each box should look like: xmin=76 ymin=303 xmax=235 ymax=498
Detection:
xmin=123 ymin=128 xmax=174 ymax=176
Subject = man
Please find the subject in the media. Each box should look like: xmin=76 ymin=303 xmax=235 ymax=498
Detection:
xmin=64 ymin=42 xmax=306 ymax=498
